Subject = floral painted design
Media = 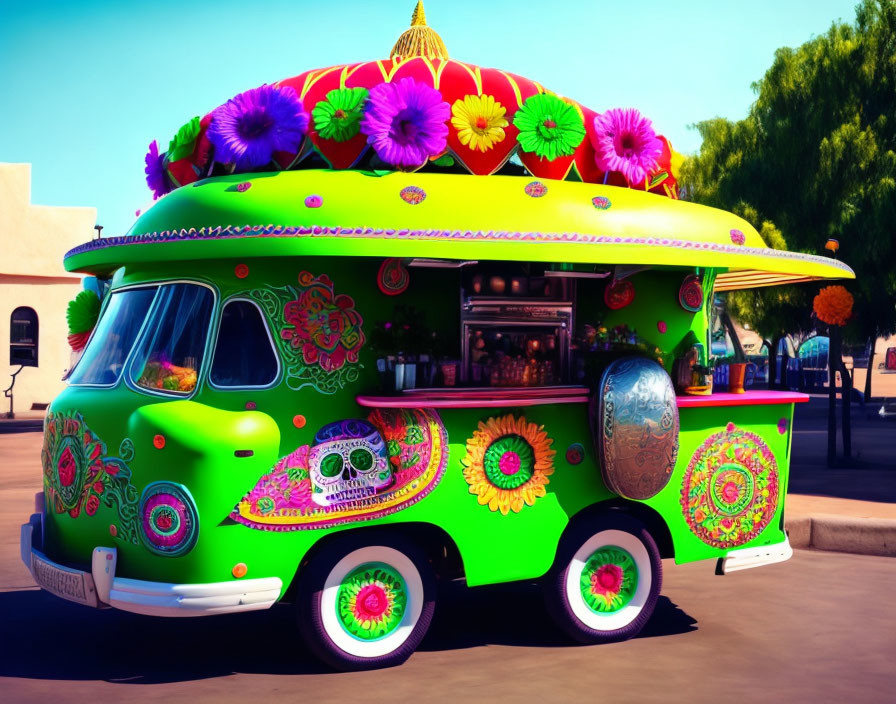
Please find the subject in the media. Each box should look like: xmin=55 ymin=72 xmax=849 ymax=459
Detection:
xmin=248 ymin=271 xmax=364 ymax=394
xmin=729 ymin=229 xmax=746 ymax=245
xmin=399 ymin=185 xmax=426 ymax=204
xmin=207 ymin=84 xmax=309 ymax=170
xmin=450 ymin=94 xmax=508 ymax=153
xmin=42 ymin=411 xmax=140 ymax=544
xmin=337 ymin=563 xmax=407 ymax=640
xmin=462 ymin=414 xmax=555 ymax=515
xmin=591 ymin=196 xmax=611 ymax=210
xmin=360 ymin=77 xmax=450 ymax=169
xmin=592 ymin=108 xmax=663 ymax=186
xmin=681 ymin=423 xmax=779 ymax=549
xmin=513 ymin=93 xmax=585 ymax=161
xmin=678 ymin=274 xmax=704 ymax=313
xmin=232 ymin=409 xmax=448 ymax=530
xmin=312 ymin=87 xmax=369 ymax=142
xmin=580 ymin=546 xmax=638 ymax=613
xmin=524 ymin=181 xmax=548 ymax=198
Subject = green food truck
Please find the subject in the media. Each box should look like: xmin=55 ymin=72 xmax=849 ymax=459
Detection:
xmin=20 ymin=6 xmax=854 ymax=671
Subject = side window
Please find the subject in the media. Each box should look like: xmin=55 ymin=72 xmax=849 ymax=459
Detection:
xmin=10 ymin=307 xmax=39 ymax=367
xmin=210 ymin=300 xmax=279 ymax=388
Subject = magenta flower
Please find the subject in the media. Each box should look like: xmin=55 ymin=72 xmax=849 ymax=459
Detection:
xmin=208 ymin=84 xmax=309 ymax=170
xmin=360 ymin=78 xmax=450 ymax=170
xmin=592 ymin=108 xmax=663 ymax=185
xmin=144 ymin=140 xmax=170 ymax=199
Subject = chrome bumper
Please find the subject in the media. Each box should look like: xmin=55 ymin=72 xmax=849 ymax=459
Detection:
xmin=716 ymin=535 xmax=794 ymax=575
xmin=21 ymin=511 xmax=282 ymax=617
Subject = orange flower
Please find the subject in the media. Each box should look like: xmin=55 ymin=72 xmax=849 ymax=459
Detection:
xmin=813 ymin=285 xmax=853 ymax=327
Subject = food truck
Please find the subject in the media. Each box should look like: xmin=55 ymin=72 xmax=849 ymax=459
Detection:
xmin=21 ymin=3 xmax=855 ymax=671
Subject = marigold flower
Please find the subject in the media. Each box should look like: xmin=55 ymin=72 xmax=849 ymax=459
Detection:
xmin=813 ymin=285 xmax=853 ymax=327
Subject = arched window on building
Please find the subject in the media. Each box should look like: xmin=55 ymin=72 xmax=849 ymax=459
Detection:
xmin=10 ymin=307 xmax=39 ymax=367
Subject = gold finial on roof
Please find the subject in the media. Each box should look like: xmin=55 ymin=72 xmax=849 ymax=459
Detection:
xmin=390 ymin=1 xmax=449 ymax=59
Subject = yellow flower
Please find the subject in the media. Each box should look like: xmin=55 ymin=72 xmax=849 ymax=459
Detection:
xmin=461 ymin=414 xmax=555 ymax=515
xmin=451 ymin=94 xmax=508 ymax=153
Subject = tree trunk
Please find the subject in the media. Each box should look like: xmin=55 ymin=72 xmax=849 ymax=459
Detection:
xmin=768 ymin=334 xmax=782 ymax=390
xmin=827 ymin=326 xmax=838 ymax=468
xmin=864 ymin=336 xmax=875 ymax=403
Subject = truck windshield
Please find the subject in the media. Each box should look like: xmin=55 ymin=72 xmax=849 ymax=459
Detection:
xmin=68 ymin=287 xmax=157 ymax=386
xmin=129 ymin=283 xmax=214 ymax=395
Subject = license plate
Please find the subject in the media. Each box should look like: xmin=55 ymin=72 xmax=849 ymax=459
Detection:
xmin=31 ymin=552 xmax=99 ymax=607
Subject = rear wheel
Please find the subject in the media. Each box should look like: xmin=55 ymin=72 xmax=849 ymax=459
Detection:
xmin=544 ymin=516 xmax=662 ymax=643
xmin=296 ymin=532 xmax=436 ymax=671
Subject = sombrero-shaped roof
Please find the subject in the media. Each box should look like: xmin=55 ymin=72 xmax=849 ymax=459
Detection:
xmin=147 ymin=2 xmax=681 ymax=200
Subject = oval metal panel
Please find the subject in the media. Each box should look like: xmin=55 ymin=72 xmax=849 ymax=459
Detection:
xmin=595 ymin=356 xmax=679 ymax=500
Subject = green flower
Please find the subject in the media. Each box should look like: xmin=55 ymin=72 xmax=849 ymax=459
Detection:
xmin=167 ymin=116 xmax=201 ymax=162
xmin=312 ymin=87 xmax=369 ymax=142
xmin=513 ymin=93 xmax=585 ymax=160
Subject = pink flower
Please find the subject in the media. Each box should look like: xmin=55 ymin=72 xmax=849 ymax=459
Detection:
xmin=592 ymin=108 xmax=663 ymax=185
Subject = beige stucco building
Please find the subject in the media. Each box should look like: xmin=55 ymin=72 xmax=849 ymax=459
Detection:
xmin=1 ymin=163 xmax=96 ymax=416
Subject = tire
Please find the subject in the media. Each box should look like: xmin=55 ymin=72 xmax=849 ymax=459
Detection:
xmin=296 ymin=531 xmax=436 ymax=671
xmin=543 ymin=515 xmax=662 ymax=644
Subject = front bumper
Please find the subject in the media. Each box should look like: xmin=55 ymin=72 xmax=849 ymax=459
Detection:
xmin=21 ymin=511 xmax=282 ymax=617
xmin=716 ymin=535 xmax=793 ymax=575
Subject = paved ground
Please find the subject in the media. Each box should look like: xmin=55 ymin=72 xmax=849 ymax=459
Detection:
xmin=2 ymin=413 xmax=895 ymax=702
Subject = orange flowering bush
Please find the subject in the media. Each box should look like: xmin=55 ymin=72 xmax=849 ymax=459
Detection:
xmin=813 ymin=285 xmax=854 ymax=327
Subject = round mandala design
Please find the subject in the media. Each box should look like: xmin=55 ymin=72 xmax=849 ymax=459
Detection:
xmin=681 ymin=425 xmax=779 ymax=548
xmin=483 ymin=434 xmax=535 ymax=490
xmin=139 ymin=482 xmax=198 ymax=556
xmin=579 ymin=546 xmax=638 ymax=613
xmin=525 ymin=181 xmax=548 ymax=198
xmin=399 ymin=186 xmax=426 ymax=205
xmin=678 ymin=274 xmax=703 ymax=312
xmin=336 ymin=563 xmax=407 ymax=640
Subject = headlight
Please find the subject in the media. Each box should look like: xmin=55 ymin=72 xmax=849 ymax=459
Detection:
xmin=139 ymin=482 xmax=198 ymax=557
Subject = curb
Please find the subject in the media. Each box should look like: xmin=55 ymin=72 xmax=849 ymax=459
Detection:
xmin=786 ymin=515 xmax=896 ymax=557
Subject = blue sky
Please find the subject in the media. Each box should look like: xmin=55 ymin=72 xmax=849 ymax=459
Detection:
xmin=0 ymin=0 xmax=860 ymax=237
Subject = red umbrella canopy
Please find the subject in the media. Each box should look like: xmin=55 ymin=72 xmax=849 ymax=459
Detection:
xmin=147 ymin=2 xmax=680 ymax=201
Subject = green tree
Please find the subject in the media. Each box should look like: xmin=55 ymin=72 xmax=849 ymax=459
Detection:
xmin=682 ymin=0 xmax=896 ymax=401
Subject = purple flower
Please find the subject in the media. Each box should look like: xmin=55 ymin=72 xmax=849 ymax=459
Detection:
xmin=208 ymin=84 xmax=309 ymax=170
xmin=592 ymin=108 xmax=663 ymax=186
xmin=144 ymin=140 xmax=170 ymax=199
xmin=360 ymin=78 xmax=450 ymax=170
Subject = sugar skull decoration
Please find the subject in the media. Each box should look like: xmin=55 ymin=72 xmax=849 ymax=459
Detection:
xmin=309 ymin=419 xmax=392 ymax=506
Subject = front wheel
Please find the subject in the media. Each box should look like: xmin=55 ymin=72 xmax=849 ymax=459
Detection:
xmin=296 ymin=532 xmax=436 ymax=671
xmin=543 ymin=516 xmax=662 ymax=644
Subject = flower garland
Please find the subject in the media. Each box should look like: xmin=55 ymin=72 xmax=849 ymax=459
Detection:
xmin=207 ymin=84 xmax=309 ymax=170
xmin=592 ymin=108 xmax=663 ymax=186
xmin=513 ymin=93 xmax=585 ymax=160
xmin=450 ymin=94 xmax=508 ymax=153
xmin=360 ymin=77 xmax=450 ymax=169
xmin=312 ymin=87 xmax=369 ymax=142
xmin=813 ymin=285 xmax=853 ymax=327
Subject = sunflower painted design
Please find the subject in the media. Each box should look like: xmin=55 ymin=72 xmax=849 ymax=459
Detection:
xmin=312 ymin=87 xmax=369 ymax=142
xmin=513 ymin=92 xmax=585 ymax=160
xmin=450 ymin=94 xmax=509 ymax=153
xmin=462 ymin=414 xmax=555 ymax=515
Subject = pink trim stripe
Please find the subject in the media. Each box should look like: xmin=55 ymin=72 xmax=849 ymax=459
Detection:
xmin=676 ymin=391 xmax=809 ymax=408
